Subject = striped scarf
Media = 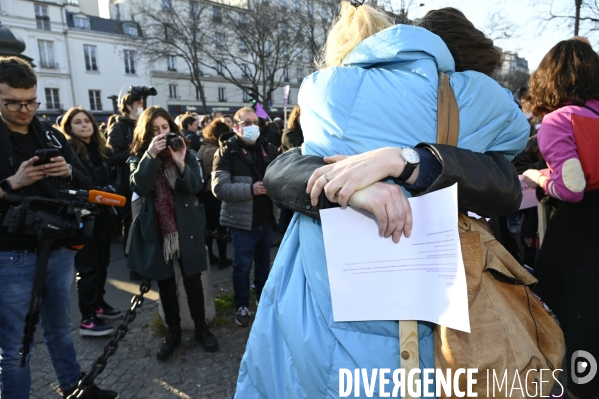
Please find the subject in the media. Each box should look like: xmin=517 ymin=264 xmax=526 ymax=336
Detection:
xmin=154 ymin=151 xmax=179 ymax=262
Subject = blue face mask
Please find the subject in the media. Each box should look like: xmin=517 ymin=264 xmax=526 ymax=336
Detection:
xmin=241 ymin=125 xmax=260 ymax=143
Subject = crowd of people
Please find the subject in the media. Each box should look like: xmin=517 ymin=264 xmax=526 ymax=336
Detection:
xmin=0 ymin=1 xmax=597 ymax=398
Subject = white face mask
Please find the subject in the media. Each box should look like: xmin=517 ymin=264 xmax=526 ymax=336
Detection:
xmin=135 ymin=107 xmax=143 ymax=116
xmin=241 ymin=125 xmax=260 ymax=143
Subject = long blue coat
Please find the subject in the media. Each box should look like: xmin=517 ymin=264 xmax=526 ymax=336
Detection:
xmin=235 ymin=24 xmax=529 ymax=398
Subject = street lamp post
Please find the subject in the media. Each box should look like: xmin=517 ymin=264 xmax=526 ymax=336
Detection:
xmin=575 ymin=0 xmax=582 ymax=36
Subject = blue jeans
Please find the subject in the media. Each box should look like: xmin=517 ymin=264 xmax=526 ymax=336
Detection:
xmin=230 ymin=225 xmax=273 ymax=309
xmin=0 ymin=248 xmax=81 ymax=398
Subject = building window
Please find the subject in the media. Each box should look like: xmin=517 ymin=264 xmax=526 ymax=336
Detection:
xmin=264 ymin=40 xmax=271 ymax=56
xmin=169 ymin=84 xmax=178 ymax=99
xmin=35 ymin=4 xmax=50 ymax=30
xmin=123 ymin=24 xmax=138 ymax=37
xmin=74 ymin=16 xmax=89 ymax=29
xmin=124 ymin=50 xmax=135 ymax=74
xmin=266 ymin=64 xmax=273 ymax=80
xmin=241 ymin=64 xmax=248 ymax=77
xmin=89 ymin=90 xmax=102 ymax=111
xmin=215 ymin=33 xmax=223 ymax=47
xmin=239 ymin=40 xmax=247 ymax=52
xmin=243 ymin=91 xmax=249 ymax=102
xmin=216 ymin=61 xmax=224 ymax=75
xmin=280 ymin=0 xmax=287 ymax=8
xmin=282 ymin=46 xmax=289 ymax=60
xmin=190 ymin=2 xmax=200 ymax=17
xmin=84 ymin=45 xmax=98 ymax=71
xmin=308 ymin=3 xmax=313 ymax=15
xmin=294 ymin=0 xmax=300 ymax=10
xmin=165 ymin=25 xmax=174 ymax=41
xmin=283 ymin=67 xmax=289 ymax=82
xmin=162 ymin=0 xmax=172 ymax=11
xmin=297 ymin=67 xmax=304 ymax=82
xmin=281 ymin=22 xmax=288 ymax=36
xmin=38 ymin=40 xmax=55 ymax=69
xmin=197 ymin=62 xmax=203 ymax=76
xmin=218 ymin=87 xmax=226 ymax=102
xmin=238 ymin=12 xmax=245 ymax=23
xmin=213 ymin=6 xmax=222 ymax=23
xmin=45 ymin=88 xmax=60 ymax=109
xmin=322 ymin=8 xmax=329 ymax=21
xmin=167 ymin=55 xmax=177 ymax=71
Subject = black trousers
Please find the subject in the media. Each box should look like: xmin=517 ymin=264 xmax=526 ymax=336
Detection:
xmin=204 ymin=194 xmax=228 ymax=259
xmin=157 ymin=259 xmax=205 ymax=327
xmin=75 ymin=220 xmax=113 ymax=320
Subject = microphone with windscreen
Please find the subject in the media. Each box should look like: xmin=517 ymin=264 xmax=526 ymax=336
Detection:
xmin=58 ymin=189 xmax=126 ymax=215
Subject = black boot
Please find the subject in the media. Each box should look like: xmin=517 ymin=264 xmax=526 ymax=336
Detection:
xmin=156 ymin=325 xmax=181 ymax=361
xmin=194 ymin=320 xmax=219 ymax=352
xmin=217 ymin=239 xmax=232 ymax=268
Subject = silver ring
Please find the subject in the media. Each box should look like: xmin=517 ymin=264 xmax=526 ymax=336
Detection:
xmin=324 ymin=173 xmax=330 ymax=183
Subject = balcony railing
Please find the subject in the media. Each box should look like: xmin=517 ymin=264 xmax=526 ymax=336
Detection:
xmin=40 ymin=61 xmax=57 ymax=69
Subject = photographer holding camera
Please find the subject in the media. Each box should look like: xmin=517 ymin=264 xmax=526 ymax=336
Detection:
xmin=0 ymin=57 xmax=117 ymax=398
xmin=107 ymin=86 xmax=155 ymax=280
xmin=127 ymin=106 xmax=218 ymax=360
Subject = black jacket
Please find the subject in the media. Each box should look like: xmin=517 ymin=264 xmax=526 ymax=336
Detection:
xmin=185 ymin=130 xmax=201 ymax=152
xmin=0 ymin=116 xmax=94 ymax=250
xmin=107 ymin=115 xmax=135 ymax=195
xmin=263 ymin=143 xmax=522 ymax=219
xmin=280 ymin=126 xmax=304 ymax=153
xmin=212 ymin=135 xmax=279 ymax=230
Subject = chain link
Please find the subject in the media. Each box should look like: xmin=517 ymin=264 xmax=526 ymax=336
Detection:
xmin=66 ymin=280 xmax=151 ymax=399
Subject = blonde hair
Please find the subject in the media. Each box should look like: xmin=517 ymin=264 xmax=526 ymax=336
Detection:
xmin=317 ymin=1 xmax=394 ymax=69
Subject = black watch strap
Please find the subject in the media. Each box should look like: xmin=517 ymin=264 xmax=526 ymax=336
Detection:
xmin=397 ymin=162 xmax=416 ymax=182
xmin=0 ymin=178 xmax=14 ymax=193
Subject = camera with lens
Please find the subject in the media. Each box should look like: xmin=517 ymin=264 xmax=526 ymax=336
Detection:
xmin=165 ymin=132 xmax=184 ymax=151
xmin=129 ymin=85 xmax=158 ymax=101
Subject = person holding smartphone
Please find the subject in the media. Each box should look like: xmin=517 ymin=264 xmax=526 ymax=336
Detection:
xmin=0 ymin=57 xmax=117 ymax=399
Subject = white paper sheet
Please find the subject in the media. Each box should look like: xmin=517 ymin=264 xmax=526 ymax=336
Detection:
xmin=320 ymin=184 xmax=470 ymax=332
xmin=519 ymin=169 xmax=550 ymax=210
xmin=519 ymin=175 xmax=538 ymax=210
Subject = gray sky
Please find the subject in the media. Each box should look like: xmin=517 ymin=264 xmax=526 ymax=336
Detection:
xmin=405 ymin=0 xmax=579 ymax=71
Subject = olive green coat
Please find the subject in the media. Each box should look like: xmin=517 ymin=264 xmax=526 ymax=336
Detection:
xmin=127 ymin=150 xmax=207 ymax=281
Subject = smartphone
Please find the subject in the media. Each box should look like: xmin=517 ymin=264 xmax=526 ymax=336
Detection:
xmin=33 ymin=148 xmax=60 ymax=166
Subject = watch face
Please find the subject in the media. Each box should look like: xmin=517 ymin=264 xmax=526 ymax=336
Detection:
xmin=402 ymin=148 xmax=420 ymax=164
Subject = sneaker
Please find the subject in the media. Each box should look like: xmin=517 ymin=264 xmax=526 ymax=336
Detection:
xmin=63 ymin=383 xmax=119 ymax=399
xmin=235 ymin=306 xmax=251 ymax=326
xmin=80 ymin=317 xmax=113 ymax=337
xmin=95 ymin=303 xmax=122 ymax=320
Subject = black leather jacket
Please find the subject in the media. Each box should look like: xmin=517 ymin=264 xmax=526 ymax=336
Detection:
xmin=264 ymin=143 xmax=522 ymax=219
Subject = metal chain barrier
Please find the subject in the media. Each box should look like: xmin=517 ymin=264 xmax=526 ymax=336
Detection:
xmin=66 ymin=279 xmax=151 ymax=399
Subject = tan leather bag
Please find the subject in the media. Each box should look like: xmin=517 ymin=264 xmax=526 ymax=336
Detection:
xmin=434 ymin=73 xmax=565 ymax=398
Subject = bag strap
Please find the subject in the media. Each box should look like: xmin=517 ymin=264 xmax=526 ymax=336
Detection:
xmin=578 ymin=104 xmax=599 ymax=117
xmin=436 ymin=72 xmax=459 ymax=147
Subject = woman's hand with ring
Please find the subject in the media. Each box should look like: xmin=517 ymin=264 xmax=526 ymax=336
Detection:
xmin=347 ymin=182 xmax=413 ymax=243
xmin=307 ymin=147 xmax=404 ymax=207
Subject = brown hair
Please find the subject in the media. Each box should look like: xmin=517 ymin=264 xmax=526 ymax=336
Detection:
xmin=0 ymin=56 xmax=37 ymax=89
xmin=119 ymin=92 xmax=139 ymax=115
xmin=417 ymin=8 xmax=501 ymax=76
xmin=180 ymin=114 xmax=197 ymax=130
xmin=130 ymin=106 xmax=187 ymax=156
xmin=60 ymin=107 xmax=107 ymax=159
xmin=203 ymin=119 xmax=230 ymax=141
xmin=287 ymin=105 xmax=301 ymax=130
xmin=522 ymin=39 xmax=599 ymax=117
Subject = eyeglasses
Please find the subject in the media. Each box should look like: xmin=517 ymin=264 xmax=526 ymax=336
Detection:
xmin=238 ymin=119 xmax=259 ymax=127
xmin=3 ymin=102 xmax=41 ymax=112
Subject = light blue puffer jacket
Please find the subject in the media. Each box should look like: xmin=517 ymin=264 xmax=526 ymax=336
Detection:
xmin=235 ymin=24 xmax=529 ymax=398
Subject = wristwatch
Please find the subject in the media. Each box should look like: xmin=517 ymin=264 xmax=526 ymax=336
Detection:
xmin=396 ymin=148 xmax=420 ymax=182
xmin=0 ymin=178 xmax=14 ymax=193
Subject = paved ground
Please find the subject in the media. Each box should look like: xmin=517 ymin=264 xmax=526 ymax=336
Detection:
xmin=29 ymin=237 xmax=282 ymax=399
